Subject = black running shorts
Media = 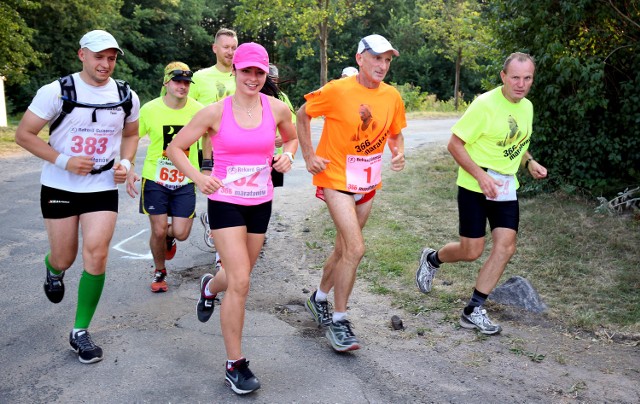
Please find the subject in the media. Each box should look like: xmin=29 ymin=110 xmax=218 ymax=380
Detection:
xmin=207 ymin=200 xmax=272 ymax=234
xmin=457 ymin=186 xmax=519 ymax=238
xmin=40 ymin=185 xmax=118 ymax=219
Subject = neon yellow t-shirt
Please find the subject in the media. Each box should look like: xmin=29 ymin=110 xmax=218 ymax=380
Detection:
xmin=304 ymin=76 xmax=407 ymax=192
xmin=190 ymin=66 xmax=236 ymax=105
xmin=452 ymin=86 xmax=533 ymax=193
xmin=275 ymin=91 xmax=296 ymax=155
xmin=138 ymin=97 xmax=203 ymax=187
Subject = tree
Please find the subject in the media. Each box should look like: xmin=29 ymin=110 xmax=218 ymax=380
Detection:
xmin=7 ymin=0 xmax=125 ymax=113
xmin=234 ymin=0 xmax=371 ymax=85
xmin=0 ymin=0 xmax=42 ymax=85
xmin=415 ymin=0 xmax=496 ymax=110
xmin=488 ymin=0 xmax=640 ymax=194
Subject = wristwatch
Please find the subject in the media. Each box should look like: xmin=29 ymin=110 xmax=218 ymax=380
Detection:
xmin=283 ymin=151 xmax=295 ymax=164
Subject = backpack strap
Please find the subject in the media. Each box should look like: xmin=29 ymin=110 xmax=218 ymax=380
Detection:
xmin=49 ymin=74 xmax=77 ymax=135
xmin=115 ymin=79 xmax=133 ymax=120
xmin=49 ymin=75 xmax=133 ymax=134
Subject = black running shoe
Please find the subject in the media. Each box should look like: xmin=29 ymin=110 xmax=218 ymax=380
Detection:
xmin=69 ymin=330 xmax=104 ymax=364
xmin=44 ymin=268 xmax=65 ymax=303
xmin=196 ymin=273 xmax=217 ymax=323
xmin=225 ymin=358 xmax=261 ymax=395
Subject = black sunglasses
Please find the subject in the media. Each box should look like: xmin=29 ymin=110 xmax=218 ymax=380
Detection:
xmin=169 ymin=70 xmax=193 ymax=77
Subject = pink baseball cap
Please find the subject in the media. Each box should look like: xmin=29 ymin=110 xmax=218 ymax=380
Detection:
xmin=233 ymin=42 xmax=269 ymax=73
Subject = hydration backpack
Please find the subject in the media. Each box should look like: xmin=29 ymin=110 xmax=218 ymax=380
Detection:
xmin=49 ymin=74 xmax=133 ymax=135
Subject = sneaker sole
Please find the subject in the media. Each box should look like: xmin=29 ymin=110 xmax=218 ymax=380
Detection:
xmin=329 ymin=341 xmax=360 ymax=352
xmin=225 ymin=378 xmax=261 ymax=395
xmin=459 ymin=317 xmax=502 ymax=335
xmin=70 ymin=347 xmax=104 ymax=364
xmin=151 ymin=285 xmax=168 ymax=293
xmin=77 ymin=354 xmax=104 ymax=364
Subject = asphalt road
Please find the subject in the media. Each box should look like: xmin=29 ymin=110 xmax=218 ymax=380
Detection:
xmin=0 ymin=118 xmax=456 ymax=403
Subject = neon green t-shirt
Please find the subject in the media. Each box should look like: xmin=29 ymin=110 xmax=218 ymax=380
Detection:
xmin=452 ymin=86 xmax=533 ymax=193
xmin=138 ymin=97 xmax=203 ymax=187
xmin=190 ymin=66 xmax=235 ymax=150
xmin=274 ymin=91 xmax=296 ymax=155
xmin=190 ymin=66 xmax=236 ymax=106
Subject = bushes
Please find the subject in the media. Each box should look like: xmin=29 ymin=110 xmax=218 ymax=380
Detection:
xmin=393 ymin=82 xmax=468 ymax=113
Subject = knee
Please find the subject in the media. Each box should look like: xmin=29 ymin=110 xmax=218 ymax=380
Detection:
xmin=495 ymin=242 xmax=516 ymax=259
xmin=461 ymin=245 xmax=484 ymax=261
xmin=52 ymin=257 xmax=74 ymax=271
xmin=345 ymin=243 xmax=365 ymax=263
xmin=228 ymin=276 xmax=251 ymax=297
xmin=172 ymin=229 xmax=190 ymax=241
xmin=151 ymin=224 xmax=168 ymax=239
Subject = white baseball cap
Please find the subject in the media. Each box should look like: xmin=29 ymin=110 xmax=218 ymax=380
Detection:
xmin=79 ymin=30 xmax=124 ymax=55
xmin=357 ymin=34 xmax=399 ymax=57
xmin=341 ymin=66 xmax=358 ymax=77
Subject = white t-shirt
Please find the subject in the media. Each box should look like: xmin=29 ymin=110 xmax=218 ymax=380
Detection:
xmin=28 ymin=73 xmax=140 ymax=192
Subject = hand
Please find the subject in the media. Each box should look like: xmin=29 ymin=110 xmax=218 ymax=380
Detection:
xmin=272 ymin=153 xmax=292 ymax=174
xmin=390 ymin=147 xmax=405 ymax=171
xmin=65 ymin=156 xmax=95 ymax=176
xmin=528 ymin=160 xmax=548 ymax=180
xmin=478 ymin=172 xmax=502 ymax=200
xmin=112 ymin=162 xmax=129 ymax=184
xmin=304 ymin=154 xmax=330 ymax=175
xmin=195 ymin=173 xmax=224 ymax=195
xmin=126 ymin=172 xmax=140 ymax=198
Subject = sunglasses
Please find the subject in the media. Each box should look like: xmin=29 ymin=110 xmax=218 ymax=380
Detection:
xmin=169 ymin=70 xmax=193 ymax=78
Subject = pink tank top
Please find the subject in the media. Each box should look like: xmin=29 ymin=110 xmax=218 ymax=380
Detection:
xmin=209 ymin=93 xmax=276 ymax=205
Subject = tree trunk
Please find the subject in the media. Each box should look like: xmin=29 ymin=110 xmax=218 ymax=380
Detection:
xmin=319 ymin=10 xmax=329 ymax=85
xmin=454 ymin=46 xmax=461 ymax=111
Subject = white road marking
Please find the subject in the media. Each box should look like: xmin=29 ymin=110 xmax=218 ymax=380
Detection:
xmin=112 ymin=229 xmax=153 ymax=259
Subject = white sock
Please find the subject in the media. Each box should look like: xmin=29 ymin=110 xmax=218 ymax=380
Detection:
xmin=203 ymin=279 xmax=216 ymax=298
xmin=72 ymin=328 xmax=86 ymax=336
xmin=315 ymin=288 xmax=328 ymax=302
xmin=332 ymin=312 xmax=347 ymax=323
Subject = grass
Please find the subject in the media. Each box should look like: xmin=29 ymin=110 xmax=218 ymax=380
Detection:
xmin=0 ymin=123 xmax=48 ymax=156
xmin=307 ymin=144 xmax=640 ymax=336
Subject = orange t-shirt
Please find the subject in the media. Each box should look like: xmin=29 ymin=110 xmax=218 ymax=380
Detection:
xmin=304 ymin=76 xmax=406 ymax=192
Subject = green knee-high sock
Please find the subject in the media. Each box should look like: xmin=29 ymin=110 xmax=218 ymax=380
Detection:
xmin=74 ymin=270 xmax=106 ymax=329
xmin=45 ymin=252 xmax=62 ymax=275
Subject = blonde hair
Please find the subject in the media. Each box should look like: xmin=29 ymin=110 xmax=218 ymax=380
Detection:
xmin=161 ymin=61 xmax=191 ymax=96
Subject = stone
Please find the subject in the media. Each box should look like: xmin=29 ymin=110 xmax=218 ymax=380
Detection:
xmin=489 ymin=276 xmax=547 ymax=313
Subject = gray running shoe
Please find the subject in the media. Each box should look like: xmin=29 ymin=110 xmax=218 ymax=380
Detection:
xmin=200 ymin=212 xmax=215 ymax=249
xmin=326 ymin=319 xmax=360 ymax=352
xmin=459 ymin=306 xmax=503 ymax=335
xmin=305 ymin=290 xmax=332 ymax=327
xmin=415 ymin=247 xmax=438 ymax=293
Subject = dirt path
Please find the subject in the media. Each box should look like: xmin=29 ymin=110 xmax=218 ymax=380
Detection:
xmin=253 ymin=159 xmax=640 ymax=403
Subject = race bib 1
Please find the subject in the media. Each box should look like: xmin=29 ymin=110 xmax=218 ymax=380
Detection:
xmin=486 ymin=169 xmax=517 ymax=201
xmin=345 ymin=153 xmax=382 ymax=193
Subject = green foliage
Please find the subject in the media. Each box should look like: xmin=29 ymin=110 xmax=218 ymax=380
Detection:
xmin=0 ymin=0 xmax=43 ymax=84
xmin=234 ymin=0 xmax=371 ymax=85
xmin=393 ymin=82 xmax=468 ymax=112
xmin=487 ymin=0 xmax=640 ymax=195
